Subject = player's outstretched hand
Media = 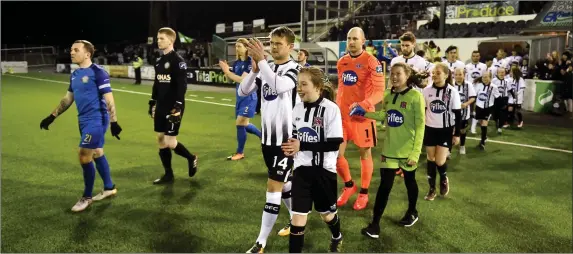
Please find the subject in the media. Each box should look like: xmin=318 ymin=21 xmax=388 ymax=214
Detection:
xmin=281 ymin=138 xmax=300 ymax=156
xmin=406 ymin=159 xmax=417 ymax=166
xmin=246 ymin=38 xmax=265 ymax=63
xmin=219 ymin=60 xmax=230 ymax=73
xmin=110 ymin=122 xmax=122 ymax=140
xmin=40 ymin=114 xmax=56 ymax=130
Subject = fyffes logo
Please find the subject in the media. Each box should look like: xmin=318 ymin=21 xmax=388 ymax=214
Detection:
xmin=429 ymin=100 xmax=447 ymax=114
xmin=262 ymin=83 xmax=278 ymax=101
xmin=538 ymin=89 xmax=553 ymax=105
xmin=341 ymin=70 xmax=358 ymax=86
xmin=297 ymin=127 xmax=319 ymax=143
xmin=386 ymin=110 xmax=404 ymax=127
xmin=478 ymin=92 xmax=488 ymax=101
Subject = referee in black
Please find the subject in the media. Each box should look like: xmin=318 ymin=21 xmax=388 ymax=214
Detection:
xmin=148 ymin=27 xmax=198 ymax=184
xmin=281 ymin=67 xmax=344 ymax=253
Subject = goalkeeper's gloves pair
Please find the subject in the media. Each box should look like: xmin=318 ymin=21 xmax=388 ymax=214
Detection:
xmin=40 ymin=114 xmax=122 ymax=140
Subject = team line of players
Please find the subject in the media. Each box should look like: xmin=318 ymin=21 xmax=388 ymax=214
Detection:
xmin=38 ymin=26 xmax=527 ymax=253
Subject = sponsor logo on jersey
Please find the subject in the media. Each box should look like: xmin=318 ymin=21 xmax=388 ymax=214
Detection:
xmin=478 ymin=92 xmax=488 ymax=101
xmin=82 ymin=76 xmax=89 ymax=83
xmin=262 ymin=83 xmax=278 ymax=101
xmin=459 ymin=92 xmax=467 ymax=101
xmin=471 ymin=71 xmax=481 ymax=78
xmin=429 ymin=100 xmax=447 ymax=114
xmin=297 ymin=127 xmax=319 ymax=143
xmin=386 ymin=109 xmax=404 ymax=127
xmin=157 ymin=74 xmax=171 ymax=82
xmin=341 ymin=70 xmax=358 ymax=86
xmin=164 ymin=62 xmax=170 ymax=69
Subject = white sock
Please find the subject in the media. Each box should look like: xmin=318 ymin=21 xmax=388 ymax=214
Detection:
xmin=282 ymin=181 xmax=293 ymax=220
xmin=256 ymin=192 xmax=282 ymax=248
xmin=471 ymin=118 xmax=478 ymax=132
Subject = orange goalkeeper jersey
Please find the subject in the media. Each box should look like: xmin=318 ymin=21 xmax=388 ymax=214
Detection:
xmin=336 ymin=52 xmax=386 ymax=120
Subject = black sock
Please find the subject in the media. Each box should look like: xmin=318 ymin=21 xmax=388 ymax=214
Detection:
xmin=326 ymin=214 xmax=341 ymax=239
xmin=360 ymin=188 xmax=368 ymax=194
xmin=372 ymin=168 xmax=396 ymax=225
xmin=159 ymin=148 xmax=173 ymax=176
xmin=517 ymin=111 xmax=523 ymax=122
xmin=427 ymin=161 xmax=437 ymax=189
xmin=460 ymin=133 xmax=467 ymax=146
xmin=481 ymin=126 xmax=488 ymax=144
xmin=289 ymin=225 xmax=305 ymax=253
xmin=403 ymin=170 xmax=419 ymax=213
xmin=437 ymin=163 xmax=447 ymax=181
xmin=344 ymin=180 xmax=354 ymax=188
xmin=173 ymin=142 xmax=195 ymax=160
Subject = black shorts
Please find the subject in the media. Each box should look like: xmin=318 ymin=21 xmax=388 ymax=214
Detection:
xmin=423 ymin=126 xmax=453 ymax=148
xmin=509 ymin=104 xmax=522 ymax=110
xmin=475 ymin=107 xmax=492 ymax=120
xmin=154 ymin=109 xmax=184 ymax=136
xmin=292 ymin=166 xmax=338 ymax=215
xmin=262 ymin=145 xmax=294 ymax=182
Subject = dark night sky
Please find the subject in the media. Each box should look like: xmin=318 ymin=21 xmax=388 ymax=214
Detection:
xmin=1 ymin=1 xmax=300 ymax=47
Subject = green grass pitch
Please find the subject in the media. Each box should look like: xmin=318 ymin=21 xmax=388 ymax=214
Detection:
xmin=1 ymin=73 xmax=572 ymax=253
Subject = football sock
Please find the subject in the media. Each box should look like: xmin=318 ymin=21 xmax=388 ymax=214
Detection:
xmin=326 ymin=214 xmax=342 ymax=239
xmin=256 ymin=192 xmax=282 ymax=248
xmin=437 ymin=163 xmax=448 ymax=181
xmin=427 ymin=160 xmax=437 ymax=189
xmin=94 ymin=155 xmax=114 ymax=189
xmin=403 ymin=169 xmax=419 ymax=213
xmin=282 ymin=181 xmax=293 ymax=219
xmin=246 ymin=123 xmax=262 ymax=139
xmin=471 ymin=118 xmax=478 ymax=132
xmin=372 ymin=168 xmax=396 ymax=225
xmin=289 ymin=225 xmax=305 ymax=253
xmin=159 ymin=148 xmax=173 ymax=176
xmin=360 ymin=157 xmax=373 ymax=190
xmin=481 ymin=126 xmax=488 ymax=144
xmin=173 ymin=142 xmax=194 ymax=160
xmin=81 ymin=162 xmax=96 ymax=198
xmin=236 ymin=125 xmax=247 ymax=154
xmin=460 ymin=133 xmax=467 ymax=146
xmin=517 ymin=111 xmax=523 ymax=122
xmin=336 ymin=156 xmax=352 ymax=183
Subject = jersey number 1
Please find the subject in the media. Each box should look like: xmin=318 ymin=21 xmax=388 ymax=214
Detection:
xmin=273 ymin=156 xmax=288 ymax=170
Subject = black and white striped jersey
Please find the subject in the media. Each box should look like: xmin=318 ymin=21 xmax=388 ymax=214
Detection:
xmin=423 ymin=84 xmax=462 ymax=128
xmin=238 ymin=59 xmax=302 ymax=146
xmin=292 ymin=97 xmax=343 ymax=173
xmin=474 ymin=82 xmax=500 ymax=109
xmin=465 ymin=62 xmax=488 ymax=83
xmin=508 ymin=77 xmax=526 ymax=105
xmin=492 ymin=77 xmax=511 ymax=98
xmin=443 ymin=59 xmax=465 ymax=73
xmin=391 ymin=54 xmax=429 ymax=73
xmin=455 ymin=81 xmax=477 ymax=120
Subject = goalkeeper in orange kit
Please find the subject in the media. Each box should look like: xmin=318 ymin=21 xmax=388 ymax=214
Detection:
xmin=335 ymin=27 xmax=385 ymax=211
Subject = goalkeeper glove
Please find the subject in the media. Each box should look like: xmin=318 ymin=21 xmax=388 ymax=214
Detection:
xmin=166 ymin=101 xmax=183 ymax=123
xmin=148 ymin=99 xmax=156 ymax=117
xmin=349 ymin=104 xmax=366 ymax=117
xmin=110 ymin=122 xmax=122 ymax=140
xmin=40 ymin=114 xmax=56 ymax=130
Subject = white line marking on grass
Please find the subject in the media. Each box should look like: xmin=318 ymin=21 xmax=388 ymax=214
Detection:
xmin=6 ymin=75 xmax=234 ymax=108
xmin=204 ymin=97 xmax=214 ymax=99
xmin=222 ymin=98 xmax=232 ymax=101
xmin=8 ymin=74 xmax=572 ymax=154
xmin=189 ymin=94 xmax=198 ymax=97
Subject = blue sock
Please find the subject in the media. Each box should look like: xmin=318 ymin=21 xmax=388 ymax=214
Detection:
xmin=81 ymin=162 xmax=96 ymax=198
xmin=237 ymin=125 xmax=247 ymax=154
xmin=246 ymin=123 xmax=262 ymax=139
xmin=94 ymin=155 xmax=114 ymax=189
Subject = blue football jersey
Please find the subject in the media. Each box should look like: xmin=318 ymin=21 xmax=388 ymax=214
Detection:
xmin=233 ymin=57 xmax=257 ymax=103
xmin=68 ymin=64 xmax=112 ymax=123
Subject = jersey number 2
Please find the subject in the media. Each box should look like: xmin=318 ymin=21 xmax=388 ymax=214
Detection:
xmin=273 ymin=156 xmax=288 ymax=170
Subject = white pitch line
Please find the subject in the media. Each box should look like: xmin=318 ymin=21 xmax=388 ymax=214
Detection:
xmin=7 ymin=74 xmax=572 ymax=154
xmin=204 ymin=97 xmax=214 ymax=99
xmin=221 ymin=98 xmax=232 ymax=101
xmin=189 ymin=94 xmax=198 ymax=97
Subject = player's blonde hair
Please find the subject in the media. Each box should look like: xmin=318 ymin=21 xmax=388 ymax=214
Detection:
xmin=236 ymin=38 xmax=249 ymax=60
xmin=299 ymin=66 xmax=336 ymax=101
xmin=158 ymin=27 xmax=177 ymax=43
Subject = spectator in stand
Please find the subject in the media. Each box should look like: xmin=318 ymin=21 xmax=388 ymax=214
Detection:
xmin=520 ymin=57 xmax=530 ymax=79
xmin=189 ymin=53 xmax=200 ymax=68
xmin=329 ymin=23 xmax=339 ymax=41
xmin=366 ymin=40 xmax=377 ymax=56
xmin=561 ymin=62 xmax=573 ymax=117
xmin=297 ymin=49 xmax=311 ymax=67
